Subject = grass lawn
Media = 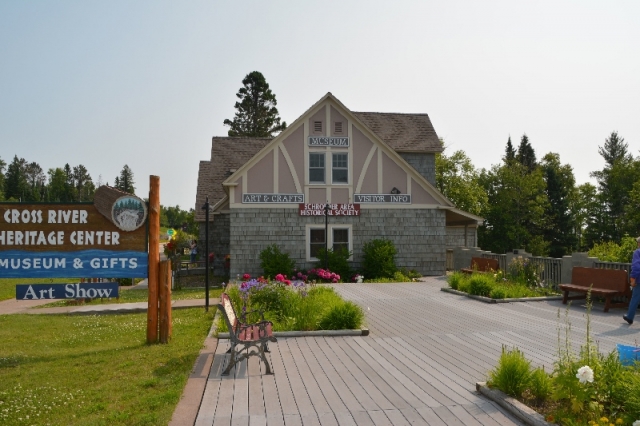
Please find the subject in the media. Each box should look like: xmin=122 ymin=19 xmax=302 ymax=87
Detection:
xmin=0 ymin=308 xmax=214 ymax=426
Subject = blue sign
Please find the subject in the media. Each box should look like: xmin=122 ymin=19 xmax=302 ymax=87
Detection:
xmin=16 ymin=282 xmax=119 ymax=300
xmin=0 ymin=249 xmax=148 ymax=278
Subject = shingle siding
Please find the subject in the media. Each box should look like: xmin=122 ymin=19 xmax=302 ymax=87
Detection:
xmin=398 ymin=153 xmax=437 ymax=186
xmin=220 ymin=208 xmax=446 ymax=278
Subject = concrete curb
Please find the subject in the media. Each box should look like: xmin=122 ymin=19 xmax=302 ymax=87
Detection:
xmin=216 ymin=328 xmax=369 ymax=339
xmin=476 ymin=382 xmax=555 ymax=426
xmin=169 ymin=309 xmax=221 ymax=426
xmin=441 ymin=287 xmax=564 ymax=303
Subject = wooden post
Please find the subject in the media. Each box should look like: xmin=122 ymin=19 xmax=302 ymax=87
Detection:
xmin=159 ymin=259 xmax=172 ymax=343
xmin=147 ymin=175 xmax=160 ymax=344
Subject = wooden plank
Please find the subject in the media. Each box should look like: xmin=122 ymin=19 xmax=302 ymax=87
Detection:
xmin=458 ymin=403 xmax=502 ymax=426
xmin=278 ymin=339 xmax=320 ymax=421
xmin=431 ymin=406 xmax=464 ymax=425
xmin=415 ymin=406 xmax=447 ymax=426
xmin=247 ymin=356 xmax=265 ymax=417
xmin=267 ymin=343 xmax=299 ymax=416
xmin=353 ymin=337 xmax=451 ymax=407
xmin=308 ymin=338 xmax=382 ymax=412
xmin=286 ymin=339 xmax=335 ymax=421
xmin=349 ymin=411 xmax=374 ymax=426
xmin=294 ymin=338 xmax=353 ymax=414
xmin=474 ymin=401 xmax=522 ymax=426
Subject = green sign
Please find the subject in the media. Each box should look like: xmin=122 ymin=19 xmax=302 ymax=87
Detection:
xmin=167 ymin=229 xmax=175 ymax=236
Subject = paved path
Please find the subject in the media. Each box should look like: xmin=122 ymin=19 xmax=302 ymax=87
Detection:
xmin=194 ymin=277 xmax=640 ymax=426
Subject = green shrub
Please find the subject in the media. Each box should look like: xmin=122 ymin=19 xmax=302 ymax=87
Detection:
xmin=362 ymin=239 xmax=397 ymax=279
xmin=488 ymin=346 xmax=531 ymax=398
xmin=489 ymin=286 xmax=506 ymax=299
xmin=259 ymin=244 xmax=296 ymax=278
xmin=448 ymin=272 xmax=464 ymax=290
xmin=529 ymin=367 xmax=552 ymax=402
xmin=318 ymin=301 xmax=364 ymax=330
xmin=468 ymin=275 xmax=494 ymax=297
xmin=589 ymin=236 xmax=637 ymax=263
xmin=457 ymin=280 xmax=470 ymax=293
xmin=507 ymin=257 xmax=542 ymax=288
xmin=315 ymin=247 xmax=352 ymax=281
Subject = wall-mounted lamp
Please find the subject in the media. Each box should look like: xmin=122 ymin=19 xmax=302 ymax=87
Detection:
xmin=391 ymin=187 xmax=401 ymax=194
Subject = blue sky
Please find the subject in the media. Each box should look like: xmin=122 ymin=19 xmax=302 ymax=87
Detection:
xmin=1 ymin=1 xmax=638 ymax=209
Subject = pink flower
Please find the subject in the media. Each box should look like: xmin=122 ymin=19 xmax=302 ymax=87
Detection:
xmin=275 ymin=274 xmax=285 ymax=282
xmin=332 ymin=278 xmax=338 ymax=283
xmin=285 ymin=280 xmax=291 ymax=286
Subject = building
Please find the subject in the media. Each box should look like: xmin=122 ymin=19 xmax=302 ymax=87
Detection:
xmin=195 ymin=93 xmax=481 ymax=277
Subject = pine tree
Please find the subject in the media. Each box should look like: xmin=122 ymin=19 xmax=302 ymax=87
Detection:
xmin=504 ymin=136 xmax=516 ymax=164
xmin=0 ymin=156 xmax=6 ymax=201
xmin=73 ymin=164 xmax=94 ymax=201
xmin=590 ymin=131 xmax=638 ymax=242
xmin=541 ymin=153 xmax=577 ymax=257
xmin=223 ymin=71 xmax=287 ymax=137
xmin=115 ymin=165 xmax=135 ymax=194
xmin=4 ymin=156 xmax=29 ymax=201
xmin=516 ymin=134 xmax=537 ymax=172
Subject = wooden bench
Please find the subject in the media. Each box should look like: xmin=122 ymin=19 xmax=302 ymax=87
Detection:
xmin=559 ymin=267 xmax=630 ymax=312
xmin=461 ymin=257 xmax=500 ymax=274
xmin=217 ymin=293 xmax=277 ymax=375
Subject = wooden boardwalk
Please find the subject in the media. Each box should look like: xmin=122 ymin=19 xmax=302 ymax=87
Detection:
xmin=195 ymin=277 xmax=639 ymax=425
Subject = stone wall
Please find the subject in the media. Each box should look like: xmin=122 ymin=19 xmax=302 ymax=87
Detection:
xmin=446 ymin=226 xmax=477 ymax=248
xmin=398 ymin=153 xmax=436 ymax=186
xmin=227 ymin=207 xmax=447 ymax=278
xmin=198 ymin=212 xmax=230 ymax=274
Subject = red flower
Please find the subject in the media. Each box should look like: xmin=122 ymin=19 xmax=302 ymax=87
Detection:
xmin=243 ymin=273 xmax=250 ymax=280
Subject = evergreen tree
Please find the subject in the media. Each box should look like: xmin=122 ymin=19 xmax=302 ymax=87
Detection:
xmin=478 ymin=162 xmax=548 ymax=255
xmin=73 ymin=164 xmax=95 ymax=201
xmin=4 ymin=156 xmax=29 ymax=201
xmin=223 ymin=71 xmax=287 ymax=137
xmin=504 ymin=136 xmax=516 ymax=164
xmin=115 ymin=165 xmax=135 ymax=194
xmin=47 ymin=168 xmax=67 ymax=202
xmin=516 ymin=134 xmax=537 ymax=172
xmin=0 ymin=156 xmax=6 ymax=201
xmin=590 ymin=131 xmax=638 ymax=242
xmin=541 ymin=153 xmax=577 ymax=257
xmin=24 ymin=162 xmax=46 ymax=201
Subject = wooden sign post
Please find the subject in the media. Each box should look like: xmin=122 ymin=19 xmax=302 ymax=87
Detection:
xmin=147 ymin=176 xmax=160 ymax=343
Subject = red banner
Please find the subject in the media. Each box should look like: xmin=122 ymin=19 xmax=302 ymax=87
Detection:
xmin=298 ymin=203 xmax=360 ymax=216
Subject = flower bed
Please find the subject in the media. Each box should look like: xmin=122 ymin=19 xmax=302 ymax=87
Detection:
xmin=486 ymin=299 xmax=640 ymax=425
xmin=217 ymin=275 xmax=364 ymax=332
xmin=447 ymin=256 xmax=561 ymax=299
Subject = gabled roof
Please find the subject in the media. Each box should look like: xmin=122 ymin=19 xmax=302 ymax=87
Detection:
xmin=195 ymin=93 xmax=452 ymax=220
xmin=353 ymin=112 xmax=443 ymax=153
xmin=194 ymin=137 xmax=271 ymax=221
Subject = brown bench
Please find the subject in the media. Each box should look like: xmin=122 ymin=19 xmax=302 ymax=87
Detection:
xmin=218 ymin=293 xmax=277 ymax=375
xmin=559 ymin=266 xmax=630 ymax=312
xmin=461 ymin=257 xmax=500 ymax=274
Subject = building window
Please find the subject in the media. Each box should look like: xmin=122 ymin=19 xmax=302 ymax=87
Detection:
xmin=309 ymin=229 xmax=326 ymax=259
xmin=333 ymin=228 xmax=349 ymax=253
xmin=332 ymin=153 xmax=348 ymax=184
xmin=309 ymin=153 xmax=325 ymax=183
xmin=306 ymin=225 xmax=352 ymax=261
